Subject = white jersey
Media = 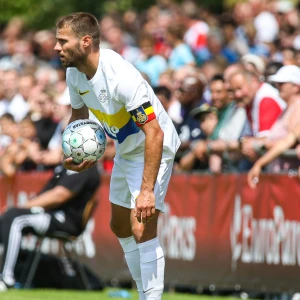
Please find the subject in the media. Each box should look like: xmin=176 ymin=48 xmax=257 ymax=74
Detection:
xmin=66 ymin=49 xmax=180 ymax=162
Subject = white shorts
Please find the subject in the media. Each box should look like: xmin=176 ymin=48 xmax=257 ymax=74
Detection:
xmin=109 ymin=155 xmax=174 ymax=212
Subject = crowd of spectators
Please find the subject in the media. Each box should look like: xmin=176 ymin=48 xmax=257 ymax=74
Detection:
xmin=1 ymin=0 xmax=300 ymax=177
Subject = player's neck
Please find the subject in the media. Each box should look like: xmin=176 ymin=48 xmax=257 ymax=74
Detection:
xmin=77 ymin=50 xmax=100 ymax=80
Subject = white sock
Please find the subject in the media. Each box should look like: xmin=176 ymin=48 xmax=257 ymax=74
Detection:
xmin=118 ymin=236 xmax=145 ymax=300
xmin=138 ymin=237 xmax=165 ymax=300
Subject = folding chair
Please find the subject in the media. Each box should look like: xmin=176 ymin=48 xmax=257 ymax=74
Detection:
xmin=23 ymin=198 xmax=98 ymax=290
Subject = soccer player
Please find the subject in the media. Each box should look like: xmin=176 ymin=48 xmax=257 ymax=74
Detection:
xmin=54 ymin=12 xmax=180 ymax=300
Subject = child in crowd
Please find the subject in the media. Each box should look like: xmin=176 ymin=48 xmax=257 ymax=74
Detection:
xmin=178 ymin=104 xmax=218 ymax=171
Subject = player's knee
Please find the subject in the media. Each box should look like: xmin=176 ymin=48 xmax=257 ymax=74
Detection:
xmin=110 ymin=219 xmax=131 ymax=237
xmin=131 ymin=220 xmax=158 ymax=243
xmin=133 ymin=232 xmax=155 ymax=244
xmin=133 ymin=231 xmax=144 ymax=243
xmin=132 ymin=227 xmax=156 ymax=244
xmin=131 ymin=222 xmax=143 ymax=242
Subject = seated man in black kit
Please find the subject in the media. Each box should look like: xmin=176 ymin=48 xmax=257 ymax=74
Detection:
xmin=0 ymin=164 xmax=100 ymax=291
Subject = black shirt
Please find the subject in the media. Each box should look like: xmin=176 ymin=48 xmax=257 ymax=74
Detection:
xmin=40 ymin=165 xmax=100 ymax=227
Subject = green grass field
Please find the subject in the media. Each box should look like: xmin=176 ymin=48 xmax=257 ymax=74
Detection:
xmin=0 ymin=289 xmax=240 ymax=300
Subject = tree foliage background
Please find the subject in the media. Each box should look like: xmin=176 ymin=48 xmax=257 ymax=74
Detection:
xmin=0 ymin=0 xmax=223 ymax=29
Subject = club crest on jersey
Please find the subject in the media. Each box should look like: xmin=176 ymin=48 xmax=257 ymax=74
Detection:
xmin=98 ymin=88 xmax=108 ymax=103
xmin=133 ymin=107 xmax=148 ymax=124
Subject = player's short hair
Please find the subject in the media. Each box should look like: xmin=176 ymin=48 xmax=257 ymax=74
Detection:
xmin=56 ymin=12 xmax=100 ymax=48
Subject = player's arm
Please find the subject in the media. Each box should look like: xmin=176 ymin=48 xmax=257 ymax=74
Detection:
xmin=63 ymin=105 xmax=96 ymax=172
xmin=65 ymin=71 xmax=89 ymax=124
xmin=116 ymin=62 xmax=164 ymax=222
xmin=128 ymin=98 xmax=163 ymax=223
xmin=68 ymin=105 xmax=89 ymax=124
xmin=137 ymin=119 xmax=164 ymax=223
xmin=140 ymin=119 xmax=164 ymax=192
xmin=63 ymin=72 xmax=95 ymax=171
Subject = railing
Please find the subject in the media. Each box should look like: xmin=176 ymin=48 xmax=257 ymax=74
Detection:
xmin=1 ymin=171 xmax=300 ymax=292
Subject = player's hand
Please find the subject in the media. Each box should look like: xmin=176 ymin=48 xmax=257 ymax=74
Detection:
xmin=63 ymin=157 xmax=97 ymax=172
xmin=247 ymin=163 xmax=261 ymax=189
xmin=134 ymin=190 xmax=156 ymax=224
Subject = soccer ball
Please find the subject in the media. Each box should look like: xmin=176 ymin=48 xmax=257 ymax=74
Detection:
xmin=62 ymin=119 xmax=107 ymax=164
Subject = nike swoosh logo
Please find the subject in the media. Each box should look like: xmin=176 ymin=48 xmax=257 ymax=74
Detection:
xmin=78 ymin=90 xmax=90 ymax=96
xmin=143 ymin=287 xmax=154 ymax=293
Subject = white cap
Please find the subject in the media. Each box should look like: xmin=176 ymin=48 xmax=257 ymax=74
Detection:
xmin=276 ymin=1 xmax=294 ymax=14
xmin=241 ymin=54 xmax=266 ymax=74
xmin=268 ymin=65 xmax=300 ymax=85
xmin=57 ymin=87 xmax=70 ymax=105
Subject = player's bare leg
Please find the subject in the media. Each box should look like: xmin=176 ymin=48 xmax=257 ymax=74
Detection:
xmin=110 ymin=203 xmax=164 ymax=299
xmin=130 ymin=209 xmax=164 ymax=300
xmin=110 ymin=204 xmax=145 ymax=300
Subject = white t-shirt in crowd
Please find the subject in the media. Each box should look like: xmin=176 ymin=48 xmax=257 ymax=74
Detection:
xmin=254 ymin=11 xmax=279 ymax=43
xmin=0 ymin=94 xmax=29 ymax=122
xmin=66 ymin=49 xmax=180 ymax=162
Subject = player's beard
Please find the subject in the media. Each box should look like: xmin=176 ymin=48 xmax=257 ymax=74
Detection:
xmin=61 ymin=47 xmax=86 ymax=68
